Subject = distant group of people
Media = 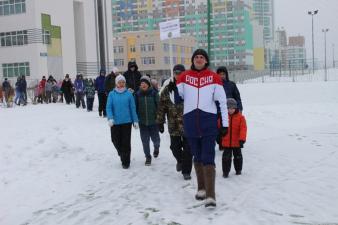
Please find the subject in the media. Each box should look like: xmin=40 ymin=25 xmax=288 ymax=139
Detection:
xmin=0 ymin=48 xmax=247 ymax=209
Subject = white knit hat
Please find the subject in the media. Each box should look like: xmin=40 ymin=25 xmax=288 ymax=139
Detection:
xmin=115 ymin=74 xmax=126 ymax=85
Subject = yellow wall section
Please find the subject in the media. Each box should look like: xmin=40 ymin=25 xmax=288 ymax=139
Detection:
xmin=47 ymin=38 xmax=62 ymax=57
xmin=127 ymin=36 xmax=138 ymax=60
xmin=253 ymin=48 xmax=264 ymax=70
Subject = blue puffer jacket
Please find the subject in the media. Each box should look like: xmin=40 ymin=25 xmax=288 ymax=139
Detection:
xmin=74 ymin=79 xmax=84 ymax=93
xmin=106 ymin=88 xmax=139 ymax=125
xmin=95 ymin=75 xmax=106 ymax=93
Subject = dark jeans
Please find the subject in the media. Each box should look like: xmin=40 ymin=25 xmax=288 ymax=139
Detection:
xmin=139 ymin=124 xmax=160 ymax=158
xmin=64 ymin=92 xmax=71 ymax=104
xmin=110 ymin=123 xmax=132 ymax=167
xmin=86 ymin=97 xmax=94 ymax=111
xmin=98 ymin=93 xmax=107 ymax=116
xmin=187 ymin=135 xmax=216 ymax=165
xmin=170 ymin=136 xmax=193 ymax=175
xmin=222 ymin=148 xmax=243 ymax=175
xmin=76 ymin=92 xmax=86 ymax=108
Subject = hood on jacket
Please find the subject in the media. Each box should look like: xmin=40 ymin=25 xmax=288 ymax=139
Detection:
xmin=216 ymin=66 xmax=229 ymax=81
xmin=128 ymin=61 xmax=139 ymax=71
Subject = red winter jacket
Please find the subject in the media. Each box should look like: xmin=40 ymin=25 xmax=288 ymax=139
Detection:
xmin=220 ymin=110 xmax=247 ymax=148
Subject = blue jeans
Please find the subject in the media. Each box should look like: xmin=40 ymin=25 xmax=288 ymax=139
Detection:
xmin=139 ymin=124 xmax=160 ymax=158
xmin=187 ymin=136 xmax=216 ymax=165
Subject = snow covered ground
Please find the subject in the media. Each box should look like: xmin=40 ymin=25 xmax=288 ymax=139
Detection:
xmin=1 ymin=77 xmax=338 ymax=225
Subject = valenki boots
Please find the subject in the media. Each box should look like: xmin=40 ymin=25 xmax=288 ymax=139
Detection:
xmin=204 ymin=165 xmax=216 ymax=208
xmin=194 ymin=162 xmax=206 ymax=200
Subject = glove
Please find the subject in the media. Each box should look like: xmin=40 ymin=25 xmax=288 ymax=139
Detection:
xmin=239 ymin=140 xmax=245 ymax=148
xmin=128 ymin=88 xmax=134 ymax=94
xmin=219 ymin=127 xmax=228 ymax=137
xmin=158 ymin=123 xmax=164 ymax=133
xmin=133 ymin=122 xmax=139 ymax=129
xmin=108 ymin=119 xmax=114 ymax=127
xmin=167 ymin=81 xmax=177 ymax=92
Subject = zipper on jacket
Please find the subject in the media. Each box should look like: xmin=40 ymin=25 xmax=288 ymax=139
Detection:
xmin=196 ymin=76 xmax=202 ymax=137
xmin=229 ymin=114 xmax=233 ymax=147
xmin=145 ymin=95 xmax=148 ymax=125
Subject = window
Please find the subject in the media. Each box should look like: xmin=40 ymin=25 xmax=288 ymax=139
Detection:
xmin=0 ymin=0 xmax=26 ymax=16
xmin=2 ymin=61 xmax=30 ymax=78
xmin=130 ymin=45 xmax=136 ymax=53
xmin=42 ymin=30 xmax=50 ymax=44
xmin=114 ymin=59 xmax=124 ymax=67
xmin=141 ymin=57 xmax=155 ymax=65
xmin=0 ymin=29 xmax=29 ymax=47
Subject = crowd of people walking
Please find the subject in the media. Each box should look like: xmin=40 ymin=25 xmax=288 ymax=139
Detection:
xmin=1 ymin=48 xmax=247 ymax=209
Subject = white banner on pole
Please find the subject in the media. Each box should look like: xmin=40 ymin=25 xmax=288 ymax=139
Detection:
xmin=159 ymin=19 xmax=181 ymax=41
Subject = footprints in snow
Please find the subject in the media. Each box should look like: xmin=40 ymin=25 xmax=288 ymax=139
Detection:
xmin=289 ymin=133 xmax=322 ymax=147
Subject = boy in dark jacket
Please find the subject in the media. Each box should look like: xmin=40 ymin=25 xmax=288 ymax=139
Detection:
xmin=135 ymin=76 xmax=160 ymax=166
xmin=219 ymin=98 xmax=247 ymax=178
xmin=217 ymin=66 xmax=243 ymax=111
xmin=95 ymin=69 xmax=107 ymax=117
xmin=85 ymin=78 xmax=96 ymax=111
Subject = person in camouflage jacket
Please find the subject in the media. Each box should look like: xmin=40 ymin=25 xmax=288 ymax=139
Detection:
xmin=85 ymin=78 xmax=96 ymax=111
xmin=156 ymin=64 xmax=193 ymax=180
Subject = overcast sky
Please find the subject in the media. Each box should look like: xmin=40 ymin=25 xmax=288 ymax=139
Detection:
xmin=274 ymin=0 xmax=338 ymax=64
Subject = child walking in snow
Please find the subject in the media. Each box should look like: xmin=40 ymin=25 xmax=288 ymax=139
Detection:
xmin=219 ymin=98 xmax=247 ymax=178
xmin=85 ymin=78 xmax=95 ymax=111
xmin=135 ymin=76 xmax=160 ymax=166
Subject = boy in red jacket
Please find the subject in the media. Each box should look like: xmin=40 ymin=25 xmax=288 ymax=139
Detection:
xmin=220 ymin=98 xmax=247 ymax=178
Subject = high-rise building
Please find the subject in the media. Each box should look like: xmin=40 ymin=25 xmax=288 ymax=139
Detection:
xmin=251 ymin=0 xmax=275 ymax=41
xmin=112 ymin=0 xmax=263 ymax=71
xmin=0 ymin=0 xmax=113 ymax=84
xmin=287 ymin=36 xmax=306 ymax=70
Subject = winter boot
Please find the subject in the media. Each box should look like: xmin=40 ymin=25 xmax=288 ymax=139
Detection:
xmin=183 ymin=173 xmax=191 ymax=180
xmin=176 ymin=162 xmax=182 ymax=172
xmin=145 ymin=157 xmax=152 ymax=166
xmin=153 ymin=148 xmax=159 ymax=158
xmin=222 ymin=151 xmax=232 ymax=177
xmin=194 ymin=162 xmax=206 ymax=200
xmin=204 ymin=165 xmax=216 ymax=208
xmin=234 ymin=154 xmax=243 ymax=175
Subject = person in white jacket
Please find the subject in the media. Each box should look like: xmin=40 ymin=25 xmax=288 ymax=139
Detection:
xmin=169 ymin=49 xmax=228 ymax=208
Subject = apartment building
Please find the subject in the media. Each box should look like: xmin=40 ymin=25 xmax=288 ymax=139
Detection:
xmin=113 ymin=30 xmax=196 ymax=80
xmin=0 ymin=0 xmax=113 ymax=84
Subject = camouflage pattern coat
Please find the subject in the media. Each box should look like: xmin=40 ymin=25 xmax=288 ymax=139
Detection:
xmin=156 ymin=83 xmax=184 ymax=136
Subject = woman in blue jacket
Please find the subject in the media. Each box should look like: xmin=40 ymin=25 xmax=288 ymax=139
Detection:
xmin=106 ymin=75 xmax=139 ymax=169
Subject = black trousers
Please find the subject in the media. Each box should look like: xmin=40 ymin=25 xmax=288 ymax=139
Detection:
xmin=222 ymin=148 xmax=243 ymax=175
xmin=86 ymin=97 xmax=94 ymax=111
xmin=64 ymin=92 xmax=71 ymax=104
xmin=111 ymin=123 xmax=132 ymax=167
xmin=170 ymin=136 xmax=193 ymax=175
xmin=76 ymin=92 xmax=86 ymax=108
xmin=98 ymin=93 xmax=107 ymax=116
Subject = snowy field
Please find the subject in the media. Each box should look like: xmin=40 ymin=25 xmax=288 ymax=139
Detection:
xmin=1 ymin=76 xmax=338 ymax=225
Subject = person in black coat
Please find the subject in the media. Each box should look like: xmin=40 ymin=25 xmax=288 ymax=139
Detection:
xmin=216 ymin=66 xmax=243 ymax=111
xmin=123 ymin=61 xmax=142 ymax=93
xmin=61 ymin=74 xmax=73 ymax=104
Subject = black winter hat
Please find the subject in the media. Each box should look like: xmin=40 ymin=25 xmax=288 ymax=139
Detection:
xmin=173 ymin=64 xmax=186 ymax=73
xmin=217 ymin=66 xmax=229 ymax=80
xmin=140 ymin=75 xmax=151 ymax=87
xmin=191 ymin=49 xmax=209 ymax=68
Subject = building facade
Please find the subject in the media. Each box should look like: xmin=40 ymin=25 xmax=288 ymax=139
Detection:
xmin=251 ymin=0 xmax=275 ymax=42
xmin=0 ymin=0 xmax=113 ymax=85
xmin=113 ymin=30 xmax=196 ymax=80
xmin=111 ymin=0 xmax=265 ymax=71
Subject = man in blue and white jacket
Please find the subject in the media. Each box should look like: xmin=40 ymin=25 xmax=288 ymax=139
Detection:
xmin=169 ymin=49 xmax=228 ymax=208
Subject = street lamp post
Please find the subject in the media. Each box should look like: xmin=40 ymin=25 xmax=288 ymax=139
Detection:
xmin=308 ymin=10 xmax=318 ymax=74
xmin=322 ymin=28 xmax=329 ymax=81
xmin=333 ymin=44 xmax=335 ymax=68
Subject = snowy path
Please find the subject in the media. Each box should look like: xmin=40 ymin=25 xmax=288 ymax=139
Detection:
xmin=1 ymin=81 xmax=338 ymax=225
